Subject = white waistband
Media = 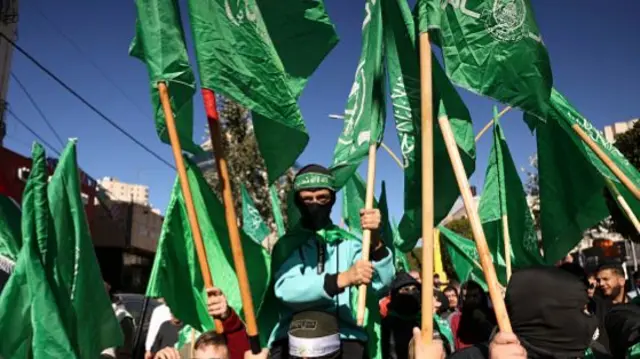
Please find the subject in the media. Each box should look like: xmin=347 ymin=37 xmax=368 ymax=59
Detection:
xmin=289 ymin=333 xmax=340 ymax=358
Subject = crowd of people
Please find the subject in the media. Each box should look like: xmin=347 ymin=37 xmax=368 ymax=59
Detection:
xmin=102 ymin=164 xmax=640 ymax=359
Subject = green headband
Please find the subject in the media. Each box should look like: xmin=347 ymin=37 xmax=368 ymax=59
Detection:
xmin=294 ymin=173 xmax=335 ymax=192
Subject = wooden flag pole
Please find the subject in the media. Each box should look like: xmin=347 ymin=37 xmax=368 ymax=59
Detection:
xmin=190 ymin=328 xmax=196 ymax=358
xmin=157 ymin=83 xmax=224 ymax=333
xmin=438 ymin=113 xmax=513 ymax=333
xmin=606 ymin=179 xmax=640 ymax=234
xmin=356 ymin=143 xmax=379 ymax=326
xmin=201 ymin=89 xmax=261 ymax=354
xmin=572 ymin=124 xmax=640 ymax=201
xmin=475 ymin=106 xmax=512 ymax=142
xmin=419 ymin=32 xmax=435 ymax=343
xmin=502 ymin=215 xmax=512 ymax=281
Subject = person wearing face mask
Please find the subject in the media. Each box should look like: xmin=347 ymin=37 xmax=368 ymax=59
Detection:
xmin=506 ymin=267 xmax=599 ymax=359
xmin=381 ymin=272 xmax=453 ymax=359
xmin=267 ymin=165 xmax=395 ymax=359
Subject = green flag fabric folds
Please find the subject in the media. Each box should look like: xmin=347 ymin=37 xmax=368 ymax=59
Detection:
xmin=241 ymin=185 xmax=270 ymax=246
xmin=478 ymin=113 xmax=544 ymax=270
xmin=268 ymin=186 xmax=286 ymax=237
xmin=438 ymin=225 xmax=507 ymax=290
xmin=146 ymin=157 xmax=270 ymax=332
xmin=391 ymin=219 xmax=411 ymax=273
xmin=330 ymin=0 xmax=386 ymax=188
xmin=0 ymin=194 xmax=22 ymax=269
xmin=0 ymin=142 xmax=123 ymax=358
xmin=417 ymin=0 xmax=552 ymax=117
xmin=256 ymin=0 xmax=339 ymax=97
xmin=187 ymin=0 xmax=337 ymax=183
xmin=383 ymin=0 xmax=475 ymax=251
xmin=341 ymin=174 xmax=405 ymax=271
xmin=526 ymin=89 xmax=640 ymax=264
xmin=130 ymin=0 xmax=203 ymax=155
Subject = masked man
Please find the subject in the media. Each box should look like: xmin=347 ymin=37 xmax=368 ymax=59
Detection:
xmin=268 ymin=165 xmax=395 ymax=359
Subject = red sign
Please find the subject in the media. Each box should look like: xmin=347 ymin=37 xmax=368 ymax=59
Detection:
xmin=0 ymin=147 xmax=97 ymax=217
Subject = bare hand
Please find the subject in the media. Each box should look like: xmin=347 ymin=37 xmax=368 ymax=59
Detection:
xmin=360 ymin=209 xmax=381 ymax=232
xmin=206 ymin=287 xmax=230 ymax=320
xmin=244 ymin=349 xmax=269 ymax=359
xmin=339 ymin=260 xmax=374 ymax=288
xmin=490 ymin=332 xmax=527 ymax=359
xmin=412 ymin=328 xmax=445 ymax=359
xmin=154 ymin=347 xmax=181 ymax=359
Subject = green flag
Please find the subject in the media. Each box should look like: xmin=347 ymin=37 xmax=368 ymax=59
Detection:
xmin=268 ymin=186 xmax=286 ymax=237
xmin=188 ymin=0 xmax=337 ymax=183
xmin=342 ymin=172 xmax=369 ymax=233
xmin=256 ymin=0 xmax=339 ymax=97
xmin=147 ymin=157 xmax=271 ymax=332
xmin=0 ymin=142 xmax=122 ymax=358
xmin=341 ymin=174 xmax=403 ymax=268
xmin=241 ymin=185 xmax=270 ymax=246
xmin=330 ymin=0 xmax=386 ymax=188
xmin=418 ymin=0 xmax=552 ymax=117
xmin=438 ymin=225 xmax=506 ymax=290
xmin=526 ymin=89 xmax=640 ymax=264
xmin=47 ymin=141 xmax=124 ymax=358
xmin=383 ymin=0 xmax=475 ymax=251
xmin=129 ymin=0 xmax=203 ymax=155
xmin=478 ymin=111 xmax=544 ymax=270
xmin=391 ymin=218 xmax=411 ymax=273
xmin=0 ymin=194 xmax=22 ymax=270
xmin=0 ymin=143 xmax=77 ymax=358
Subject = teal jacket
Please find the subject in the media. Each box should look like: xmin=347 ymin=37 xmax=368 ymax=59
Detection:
xmin=268 ymin=235 xmax=395 ymax=344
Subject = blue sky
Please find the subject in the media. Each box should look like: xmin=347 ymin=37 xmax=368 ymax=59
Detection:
xmin=5 ymin=1 xmax=639 ymax=223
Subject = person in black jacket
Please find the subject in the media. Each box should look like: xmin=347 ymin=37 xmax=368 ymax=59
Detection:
xmin=382 ymin=272 xmax=452 ymax=359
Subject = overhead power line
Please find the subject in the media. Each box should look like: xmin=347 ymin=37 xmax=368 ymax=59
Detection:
xmin=7 ymin=108 xmax=61 ymax=156
xmin=32 ymin=5 xmax=151 ymax=117
xmin=0 ymin=32 xmax=176 ymax=170
xmin=10 ymin=72 xmax=65 ymax=150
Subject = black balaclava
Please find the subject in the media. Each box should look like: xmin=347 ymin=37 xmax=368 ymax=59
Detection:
xmin=458 ymin=280 xmax=495 ymax=346
xmin=506 ymin=267 xmax=599 ymax=359
xmin=389 ymin=272 xmax=421 ymax=317
xmin=293 ymin=164 xmax=336 ymax=231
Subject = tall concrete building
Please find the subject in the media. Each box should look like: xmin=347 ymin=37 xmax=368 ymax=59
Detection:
xmin=0 ymin=0 xmax=19 ymax=146
xmin=604 ymin=118 xmax=638 ymax=143
xmin=99 ymin=177 xmax=150 ymax=206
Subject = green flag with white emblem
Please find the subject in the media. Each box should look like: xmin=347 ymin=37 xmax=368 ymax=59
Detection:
xmin=241 ymin=185 xmax=270 ymax=246
xmin=330 ymin=0 xmax=385 ymax=188
xmin=417 ymin=0 xmax=553 ymax=117
xmin=187 ymin=0 xmax=338 ymax=183
xmin=383 ymin=0 xmax=476 ymax=251
xmin=525 ymin=89 xmax=640 ymax=263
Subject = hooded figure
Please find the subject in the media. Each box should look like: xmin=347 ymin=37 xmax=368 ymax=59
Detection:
xmin=450 ymin=281 xmax=496 ymax=351
xmin=382 ymin=272 xmax=421 ymax=359
xmin=506 ymin=267 xmax=599 ymax=359
xmin=382 ymin=272 xmax=454 ymax=359
xmin=605 ymin=304 xmax=640 ymax=359
xmin=267 ymin=165 xmax=395 ymax=359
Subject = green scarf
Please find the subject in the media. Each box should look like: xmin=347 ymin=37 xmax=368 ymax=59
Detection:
xmin=260 ymin=223 xmax=383 ymax=359
xmin=270 ymin=223 xmax=359 ymax=270
xmin=629 ymin=342 xmax=640 ymax=358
